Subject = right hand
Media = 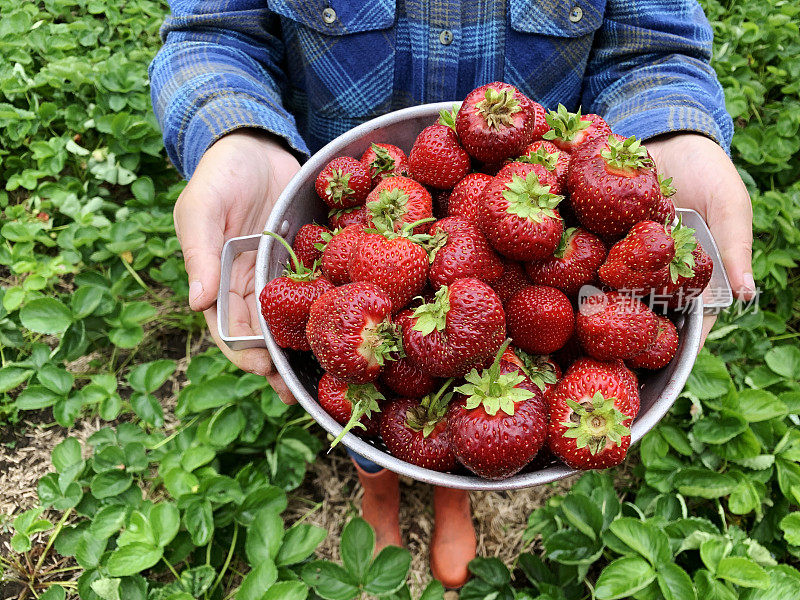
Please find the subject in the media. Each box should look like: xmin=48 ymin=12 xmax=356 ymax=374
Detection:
xmin=174 ymin=130 xmax=301 ymax=404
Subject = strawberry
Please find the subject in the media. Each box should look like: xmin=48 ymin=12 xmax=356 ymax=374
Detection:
xmin=446 ymin=172 xmax=494 ymax=224
xmin=292 ymin=223 xmax=329 ymax=268
xmin=408 ymin=110 xmax=471 ymax=189
xmin=576 ymin=291 xmax=658 ymax=361
xmin=654 ymin=241 xmax=713 ymax=309
xmin=516 ymin=139 xmax=570 ymax=193
xmin=568 ymin=134 xmax=660 ymax=238
xmin=400 ymin=279 xmax=505 ymax=378
xmin=505 ymin=285 xmax=574 ymax=354
xmin=498 ymin=346 xmax=562 ymax=400
xmin=427 ymin=217 xmax=503 ymax=289
xmin=598 ymin=220 xmax=676 ymax=292
xmin=456 ymin=82 xmax=538 ymax=163
xmin=366 ymin=175 xmax=433 ymax=234
xmin=380 ymin=354 xmax=437 ymax=399
xmin=543 ymin=105 xmax=611 ymax=153
xmin=489 ymin=258 xmax=531 ymax=304
xmin=317 ymin=373 xmax=385 ymax=446
xmin=478 ymin=169 xmax=564 ymax=261
xmin=627 ymin=315 xmax=679 ymax=370
xmin=567 ymin=356 xmax=640 ymax=413
xmin=447 ymin=341 xmax=548 ymax=479
xmin=650 ymin=175 xmax=677 ymax=224
xmin=528 ymin=100 xmax=550 ymax=140
xmin=495 ymin=160 xmax=558 ymax=191
xmin=360 ymin=142 xmax=410 ymax=185
xmin=315 ymin=156 xmax=373 ymax=209
xmin=380 ymin=381 xmax=457 ymax=471
xmin=526 ymin=227 xmax=606 ymax=297
xmin=329 ymin=205 xmax=372 ymax=229
xmin=259 ymin=232 xmax=335 ymax=351
xmin=306 ymin=282 xmax=401 ymax=384
xmin=348 ymin=223 xmax=431 ymax=312
xmin=320 ymin=224 xmax=366 ymax=286
xmin=547 ymin=358 xmax=639 ymax=470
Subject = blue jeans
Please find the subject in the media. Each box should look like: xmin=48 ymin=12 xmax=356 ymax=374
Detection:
xmin=346 ymin=448 xmax=384 ymax=473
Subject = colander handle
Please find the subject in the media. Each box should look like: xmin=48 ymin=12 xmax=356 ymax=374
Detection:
xmin=216 ymin=233 xmax=267 ymax=351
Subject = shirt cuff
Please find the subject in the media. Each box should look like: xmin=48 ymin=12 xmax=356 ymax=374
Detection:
xmin=182 ymin=93 xmax=310 ymax=178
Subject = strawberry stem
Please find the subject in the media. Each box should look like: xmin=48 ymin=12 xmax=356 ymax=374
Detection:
xmin=560 ymin=391 xmax=630 ymax=455
xmin=408 ymin=378 xmax=455 ymax=437
xmin=553 ymin=227 xmax=576 ymax=259
xmin=263 ymin=230 xmax=316 ymax=280
xmin=502 ymin=172 xmax=563 ymax=222
xmin=600 ymin=135 xmax=654 ymax=171
xmin=411 ymin=286 xmax=450 ymax=335
xmin=368 ymin=143 xmax=396 ymax=178
xmin=329 ymin=383 xmax=385 ymax=449
xmin=438 ymin=106 xmax=459 ymax=131
xmin=475 ymin=87 xmax=521 ymax=130
xmin=325 ymin=168 xmax=354 ymax=205
xmin=543 ymin=104 xmax=591 ymax=142
xmin=668 ymin=218 xmax=698 ymax=283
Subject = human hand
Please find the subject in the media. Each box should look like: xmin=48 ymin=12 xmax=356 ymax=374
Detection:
xmin=174 ymin=130 xmax=301 ymax=403
xmin=645 ymin=133 xmax=756 ymax=347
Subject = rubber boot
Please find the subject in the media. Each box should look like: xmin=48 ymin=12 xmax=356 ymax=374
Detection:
xmin=351 ymin=460 xmax=402 ymax=552
xmin=430 ymin=486 xmax=477 ymax=589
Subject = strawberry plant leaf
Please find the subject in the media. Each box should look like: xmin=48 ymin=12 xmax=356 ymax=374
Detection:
xmin=276 ymin=524 xmax=327 ymax=566
xmin=595 ymin=556 xmax=656 ymax=599
xmin=364 ymin=546 xmax=411 ymax=595
xmin=301 ymin=561 xmax=360 ymax=600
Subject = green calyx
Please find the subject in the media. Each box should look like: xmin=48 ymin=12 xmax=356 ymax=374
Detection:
xmin=314 ymin=227 xmax=338 ymax=253
xmin=325 ymin=168 xmax=355 ymax=204
xmin=600 ymin=135 xmax=654 ymax=171
xmin=330 ymin=383 xmax=386 ymax=449
xmin=438 ymin=105 xmax=459 ymax=131
xmin=501 ymin=172 xmax=563 ymax=223
xmin=553 ymin=227 xmax=577 ymax=259
xmin=367 ymin=187 xmax=410 ymax=232
xmin=518 ymin=145 xmax=559 ymax=171
xmin=367 ymin=143 xmax=397 ymax=178
xmin=405 ymin=378 xmax=455 ymax=438
xmin=411 ymin=286 xmax=450 ymax=336
xmin=475 ymin=87 xmax=521 ymax=130
xmin=560 ymin=391 xmax=630 ymax=455
xmin=513 ymin=348 xmax=559 ymax=393
xmin=543 ymin=104 xmax=591 ymax=142
xmin=263 ymin=230 xmax=319 ymax=282
xmin=454 ymin=340 xmax=535 ymax=417
xmin=659 ymin=174 xmax=677 ymax=198
xmin=668 ymin=218 xmax=698 ymax=283
xmin=425 ymin=229 xmax=449 ymax=263
xmin=361 ymin=320 xmax=404 ymax=367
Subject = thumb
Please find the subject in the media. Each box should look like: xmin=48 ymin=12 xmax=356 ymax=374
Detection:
xmin=174 ymin=185 xmax=226 ymax=312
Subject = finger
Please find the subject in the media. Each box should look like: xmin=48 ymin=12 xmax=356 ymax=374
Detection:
xmin=174 ymin=187 xmax=226 ymax=312
xmin=699 ymin=314 xmax=717 ymax=352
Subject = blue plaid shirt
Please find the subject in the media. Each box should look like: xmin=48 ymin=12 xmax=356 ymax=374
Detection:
xmin=150 ymin=0 xmax=733 ymax=179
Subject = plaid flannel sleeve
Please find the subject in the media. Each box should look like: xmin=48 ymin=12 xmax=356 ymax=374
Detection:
xmin=148 ymin=0 xmax=310 ymax=179
xmin=582 ymin=0 xmax=733 ymax=152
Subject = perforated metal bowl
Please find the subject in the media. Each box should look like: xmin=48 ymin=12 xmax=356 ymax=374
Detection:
xmin=216 ymin=102 xmax=732 ymax=490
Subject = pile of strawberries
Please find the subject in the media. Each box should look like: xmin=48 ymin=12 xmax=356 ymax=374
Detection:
xmin=259 ymin=82 xmax=713 ymax=479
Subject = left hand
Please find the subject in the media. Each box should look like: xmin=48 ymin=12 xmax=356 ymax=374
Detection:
xmin=644 ymin=133 xmax=756 ymax=348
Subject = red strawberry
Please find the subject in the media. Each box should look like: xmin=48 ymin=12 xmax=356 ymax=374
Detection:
xmin=598 ymin=220 xmax=675 ymax=292
xmin=576 ymin=291 xmax=658 ymax=361
xmin=329 ymin=205 xmax=373 ymax=229
xmin=428 ymin=217 xmax=503 ymax=289
xmin=292 ymin=223 xmax=329 ymax=268
xmin=547 ymin=358 xmax=639 ymax=469
xmin=526 ymin=227 xmax=606 ymax=297
xmin=528 ymin=100 xmax=550 ymax=140
xmin=447 ymin=341 xmax=548 ymax=479
xmin=315 ymin=156 xmax=373 ymax=209
xmin=320 ymin=225 xmax=366 ymax=286
xmin=654 ymin=241 xmax=713 ymax=309
xmin=408 ymin=110 xmax=471 ymax=189
xmin=498 ymin=346 xmax=562 ymax=400
xmin=348 ymin=225 xmax=430 ymax=312
xmin=568 ymin=134 xmax=660 ymax=238
xmin=380 ymin=382 xmax=457 ymax=471
xmin=650 ymin=175 xmax=677 ymax=224
xmin=400 ymin=279 xmax=505 ymax=378
xmin=543 ymin=105 xmax=611 ymax=153
xmin=446 ymin=173 xmax=494 ymax=224
xmin=567 ymin=356 xmax=640 ymax=413
xmin=317 ymin=373 xmax=385 ymax=445
xmin=505 ymin=285 xmax=574 ymax=354
xmin=516 ymin=139 xmax=570 ymax=193
xmin=489 ymin=258 xmax=531 ymax=304
xmin=366 ymin=175 xmax=433 ymax=234
xmin=495 ymin=160 xmax=557 ymax=191
xmin=627 ymin=315 xmax=679 ymax=370
xmin=361 ymin=142 xmax=410 ymax=186
xmin=479 ymin=168 xmax=564 ymax=261
xmin=260 ymin=232 xmax=335 ymax=351
xmin=380 ymin=355 xmax=437 ymax=398
xmin=306 ymin=282 xmax=401 ymax=383
xmin=456 ymin=82 xmax=538 ymax=163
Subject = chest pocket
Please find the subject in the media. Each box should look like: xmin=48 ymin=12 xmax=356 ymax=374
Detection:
xmin=504 ymin=0 xmax=606 ymax=110
xmin=268 ymin=0 xmax=397 ymax=119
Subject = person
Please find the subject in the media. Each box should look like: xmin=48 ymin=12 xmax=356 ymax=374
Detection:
xmin=150 ymin=0 xmax=756 ymax=589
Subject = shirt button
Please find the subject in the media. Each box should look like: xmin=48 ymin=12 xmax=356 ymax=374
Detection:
xmin=569 ymin=6 xmax=583 ymax=22
xmin=322 ymin=7 xmax=337 ymax=24
xmin=439 ymin=29 xmax=454 ymax=45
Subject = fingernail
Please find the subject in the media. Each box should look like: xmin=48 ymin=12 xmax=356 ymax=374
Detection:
xmin=189 ymin=280 xmax=203 ymax=306
xmin=742 ymin=272 xmax=756 ymax=296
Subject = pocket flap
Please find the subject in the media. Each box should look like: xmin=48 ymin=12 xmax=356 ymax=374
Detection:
xmin=509 ymin=0 xmax=606 ymax=37
xmin=267 ymin=0 xmax=396 ymax=35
